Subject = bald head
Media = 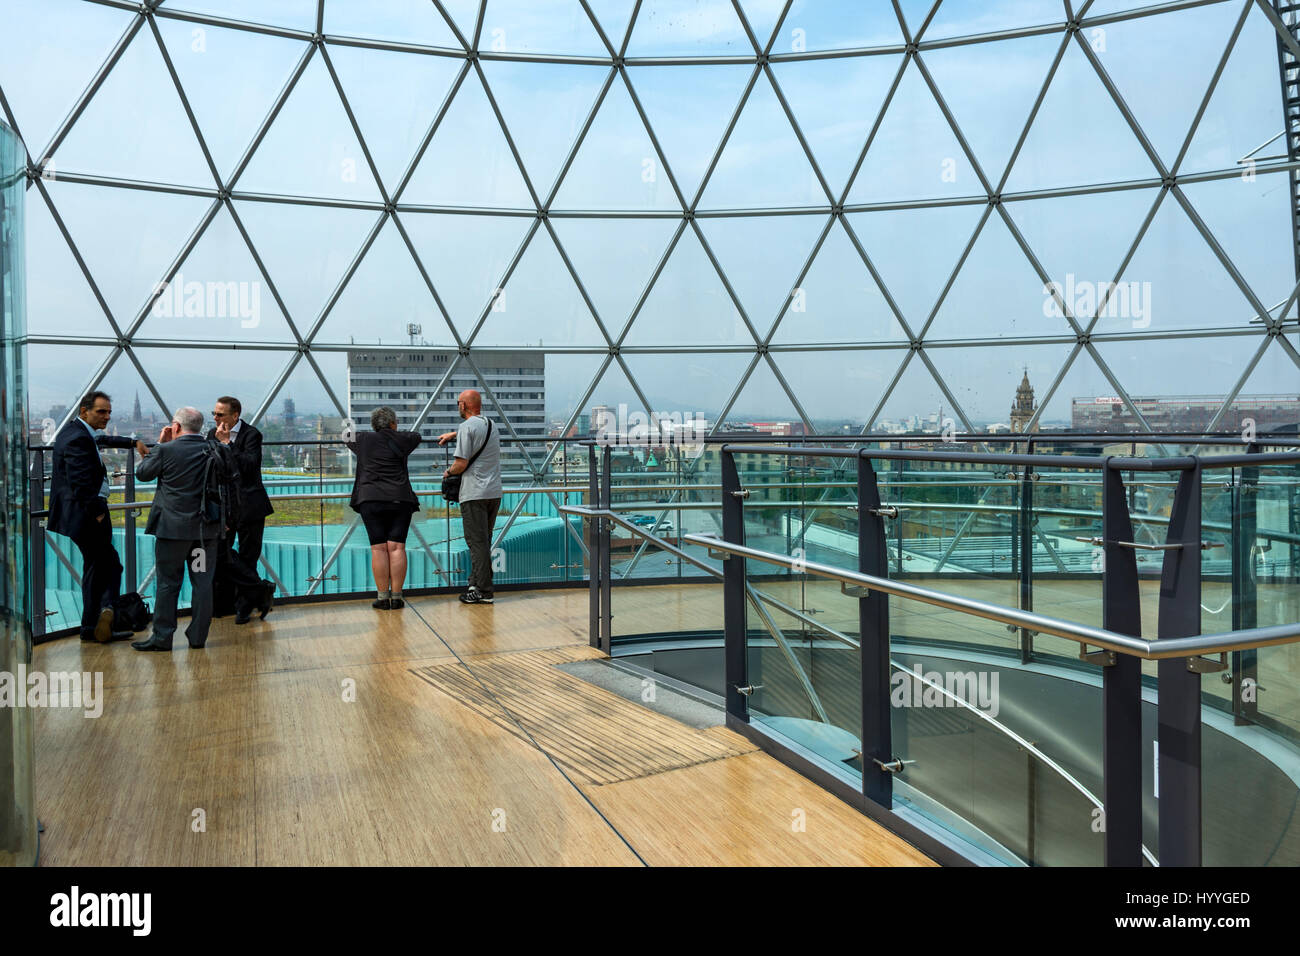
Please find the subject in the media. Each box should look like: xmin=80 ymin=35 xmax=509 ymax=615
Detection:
xmin=457 ymin=389 xmax=482 ymax=418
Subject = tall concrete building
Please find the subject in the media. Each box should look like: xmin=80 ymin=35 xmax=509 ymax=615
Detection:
xmin=347 ymin=349 xmax=545 ymax=480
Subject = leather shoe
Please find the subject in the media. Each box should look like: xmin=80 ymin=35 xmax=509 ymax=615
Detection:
xmin=110 ymin=629 xmax=134 ymax=642
xmin=131 ymin=637 xmax=172 ymax=652
xmin=94 ymin=607 xmax=115 ymax=643
xmin=257 ymin=580 xmax=275 ymax=619
xmin=234 ymin=606 xmax=252 ymax=625
xmin=188 ymin=639 xmax=206 ymax=649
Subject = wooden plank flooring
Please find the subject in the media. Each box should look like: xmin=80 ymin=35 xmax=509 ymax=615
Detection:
xmin=30 ymin=588 xmax=933 ymax=866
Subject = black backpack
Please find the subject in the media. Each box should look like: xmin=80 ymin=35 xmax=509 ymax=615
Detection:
xmin=197 ymin=440 xmax=232 ymax=528
xmin=112 ymin=592 xmax=153 ymax=632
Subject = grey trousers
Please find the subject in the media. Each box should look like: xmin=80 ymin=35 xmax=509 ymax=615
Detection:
xmin=460 ymin=497 xmax=501 ymax=593
xmin=152 ymin=535 xmax=216 ymax=646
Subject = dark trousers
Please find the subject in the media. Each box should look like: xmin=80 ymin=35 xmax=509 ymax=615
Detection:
xmin=232 ymin=517 xmax=265 ymax=571
xmin=217 ymin=528 xmax=264 ymax=614
xmin=151 ymin=536 xmax=216 ymax=647
xmin=460 ymin=498 xmax=500 ymax=594
xmin=72 ymin=514 xmax=122 ymax=636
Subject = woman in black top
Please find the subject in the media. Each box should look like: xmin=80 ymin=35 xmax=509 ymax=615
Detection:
xmin=347 ymin=406 xmax=421 ymax=609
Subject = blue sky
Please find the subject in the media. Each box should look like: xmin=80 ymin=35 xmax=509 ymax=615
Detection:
xmin=2 ymin=0 xmax=1296 ymax=433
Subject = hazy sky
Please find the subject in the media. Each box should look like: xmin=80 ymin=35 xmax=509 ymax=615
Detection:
xmin=3 ymin=0 xmax=1296 ymax=433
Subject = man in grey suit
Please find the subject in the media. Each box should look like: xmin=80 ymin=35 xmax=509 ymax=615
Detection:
xmin=131 ymin=407 xmax=229 ymax=652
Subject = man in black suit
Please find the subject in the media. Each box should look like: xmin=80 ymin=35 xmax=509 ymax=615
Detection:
xmin=208 ymin=396 xmax=274 ymax=623
xmin=47 ymin=391 xmax=148 ymax=642
xmin=131 ymin=407 xmax=229 ymax=651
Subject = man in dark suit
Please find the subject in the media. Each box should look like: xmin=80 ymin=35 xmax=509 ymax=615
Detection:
xmin=47 ymin=391 xmax=148 ymax=642
xmin=131 ymin=407 xmax=228 ymax=651
xmin=208 ymin=396 xmax=274 ymax=623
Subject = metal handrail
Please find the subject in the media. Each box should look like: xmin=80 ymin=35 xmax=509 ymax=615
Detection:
xmin=684 ymin=533 xmax=1300 ymax=661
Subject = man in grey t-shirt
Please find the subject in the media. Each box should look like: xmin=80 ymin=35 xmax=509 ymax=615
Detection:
xmin=438 ymin=388 xmax=502 ymax=604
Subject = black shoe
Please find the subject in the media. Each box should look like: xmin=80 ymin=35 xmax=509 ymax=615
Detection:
xmin=188 ymin=639 xmax=206 ymax=649
xmin=110 ymin=629 xmax=134 ymax=642
xmin=459 ymin=588 xmax=493 ymax=605
xmin=257 ymin=580 xmax=275 ymax=619
xmin=131 ymin=637 xmax=172 ymax=652
xmin=389 ymin=597 xmax=405 ymax=609
xmin=94 ymin=607 xmax=115 ymax=643
xmin=234 ymin=606 xmax=252 ymax=625
xmin=372 ymin=598 xmax=391 ymax=610
xmin=80 ymin=631 xmax=97 ymax=642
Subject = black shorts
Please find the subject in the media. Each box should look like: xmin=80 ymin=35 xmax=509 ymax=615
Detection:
xmin=359 ymin=502 xmax=414 ymax=545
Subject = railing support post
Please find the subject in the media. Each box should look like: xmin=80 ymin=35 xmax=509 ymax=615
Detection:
xmin=857 ymin=454 xmax=892 ymax=806
xmin=588 ymin=449 xmax=601 ymax=651
xmin=1157 ymin=461 xmax=1203 ymax=867
xmin=124 ymin=446 xmax=137 ymax=593
xmin=1101 ymin=464 xmax=1143 ymax=867
xmin=721 ymin=448 xmax=748 ymax=721
xmin=599 ymin=443 xmax=612 ymax=654
xmin=1231 ymin=444 xmax=1259 ymax=725
xmin=28 ymin=449 xmax=46 ymax=639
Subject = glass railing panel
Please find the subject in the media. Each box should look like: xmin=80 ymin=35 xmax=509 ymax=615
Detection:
xmin=1027 ymin=464 xmax=1104 ymax=664
xmin=1246 ymin=460 xmax=1300 ymax=740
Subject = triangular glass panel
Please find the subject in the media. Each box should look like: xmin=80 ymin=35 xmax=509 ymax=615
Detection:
xmin=697 ymin=212 xmax=828 ymax=332
xmin=737 ymin=0 xmax=786 ymax=51
xmin=924 ymin=212 xmax=1068 ymax=342
xmin=325 ymin=0 xmax=461 ymax=47
xmin=534 ymin=352 xmax=611 ymax=438
xmin=724 ymin=356 xmax=808 ymax=428
xmin=25 ymin=343 xmax=116 ymax=431
xmin=846 ymin=202 xmax=985 ymax=334
xmin=1096 ymin=194 xmax=1262 ymax=335
xmin=896 ymin=0 xmax=938 ymax=39
xmin=576 ymin=357 xmax=653 ymax=439
xmin=1086 ymin=1 xmax=1242 ymax=169
xmin=469 ymin=227 xmax=610 ymax=348
xmin=1003 ymin=40 xmax=1159 ymax=192
xmin=155 ymin=17 xmax=308 ymax=185
xmin=130 ymin=345 xmax=290 ymax=429
xmin=235 ymin=52 xmax=384 ymax=201
xmin=920 ymin=31 xmax=1064 ymax=187
xmin=327 ymin=44 xmax=465 ymax=195
xmin=479 ymin=1 xmax=609 ymax=56
xmin=551 ymin=78 xmax=679 ymax=211
xmin=698 ymin=71 xmax=826 ymax=209
xmin=313 ymin=218 xmax=449 ymax=347
xmin=438 ymin=0 xmax=485 ymax=45
xmin=162 ymin=1 xmax=318 ymax=31
xmin=873 ymin=350 xmax=956 ymax=432
xmin=400 ymin=67 xmax=533 ymax=208
xmin=1177 ymin=173 xmax=1295 ymax=313
xmin=620 ymin=228 xmax=752 ymax=346
xmin=1212 ymin=337 xmax=1300 ymax=434
xmin=0 ymin=0 xmax=134 ymax=162
xmin=773 ymin=1 xmax=907 ymax=51
xmin=1033 ymin=345 xmax=1115 ymax=429
xmin=1182 ymin=4 xmax=1289 ymax=176
xmin=260 ymin=351 xmax=347 ymax=427
xmin=95 ymin=349 xmax=172 ymax=435
xmin=770 ymin=219 xmax=908 ymax=345
xmin=628 ymin=63 xmax=752 ymax=203
xmin=549 ymin=216 xmax=679 ymax=329
xmin=44 ymin=179 xmax=214 ymax=329
xmin=923 ymin=0 xmax=1065 ymax=41
xmin=24 ymin=190 xmax=119 ymax=339
xmin=846 ymin=59 xmax=980 ymax=205
xmin=480 ymin=60 xmax=609 ymax=200
xmin=621 ymin=351 xmax=755 ymax=424
xmin=400 ymin=210 xmax=533 ymax=340
xmin=1084 ymin=0 xmax=1170 ymax=15
xmin=924 ymin=341 xmax=1074 ymax=429
xmin=770 ymin=53 xmax=903 ymax=198
xmin=624 ymin=0 xmax=752 ymax=56
xmin=585 ymin=0 xmax=638 ymax=51
xmin=773 ymin=347 xmax=910 ymax=433
xmin=132 ymin=206 xmax=298 ymax=346
xmin=54 ymin=27 xmax=214 ymax=187
xmin=1090 ymin=334 xmax=1272 ymax=431
xmin=232 ymin=199 xmax=381 ymax=331
xmin=1003 ymin=187 xmax=1159 ymax=301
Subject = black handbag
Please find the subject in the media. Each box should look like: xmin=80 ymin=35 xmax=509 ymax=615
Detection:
xmin=441 ymin=417 xmax=492 ymax=506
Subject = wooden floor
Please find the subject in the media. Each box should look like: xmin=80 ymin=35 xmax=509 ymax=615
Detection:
xmin=30 ymin=589 xmax=933 ymax=867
